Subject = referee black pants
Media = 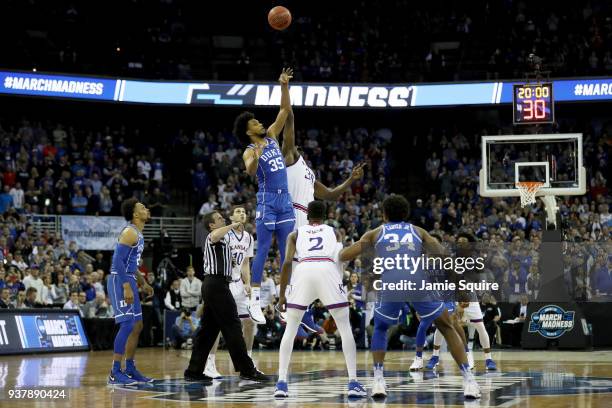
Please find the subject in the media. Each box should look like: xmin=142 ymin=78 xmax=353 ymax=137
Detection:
xmin=186 ymin=275 xmax=255 ymax=374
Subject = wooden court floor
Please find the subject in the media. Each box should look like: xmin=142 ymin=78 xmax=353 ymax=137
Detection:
xmin=1 ymin=348 xmax=611 ymax=407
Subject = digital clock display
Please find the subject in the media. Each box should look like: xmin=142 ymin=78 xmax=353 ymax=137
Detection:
xmin=513 ymin=83 xmax=554 ymax=124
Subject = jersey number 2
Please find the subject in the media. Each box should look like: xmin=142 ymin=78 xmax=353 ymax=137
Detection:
xmin=308 ymin=237 xmax=324 ymax=251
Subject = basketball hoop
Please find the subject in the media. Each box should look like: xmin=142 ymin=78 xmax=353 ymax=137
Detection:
xmin=516 ymin=181 xmax=544 ymax=207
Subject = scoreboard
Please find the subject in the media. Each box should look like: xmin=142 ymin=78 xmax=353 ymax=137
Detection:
xmin=513 ymin=83 xmax=554 ymax=124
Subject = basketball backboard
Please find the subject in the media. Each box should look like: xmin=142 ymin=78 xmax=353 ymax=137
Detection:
xmin=480 ymin=133 xmax=586 ymax=198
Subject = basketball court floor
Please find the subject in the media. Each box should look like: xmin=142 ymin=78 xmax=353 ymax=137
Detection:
xmin=2 ymin=348 xmax=611 ymax=407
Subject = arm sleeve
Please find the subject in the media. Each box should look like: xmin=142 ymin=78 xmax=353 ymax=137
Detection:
xmin=111 ymin=243 xmax=133 ymax=284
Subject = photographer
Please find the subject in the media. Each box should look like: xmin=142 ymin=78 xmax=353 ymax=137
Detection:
xmin=172 ymin=308 xmax=199 ymax=349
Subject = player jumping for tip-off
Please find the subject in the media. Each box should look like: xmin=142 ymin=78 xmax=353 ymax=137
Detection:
xmin=234 ymin=68 xmax=295 ymax=324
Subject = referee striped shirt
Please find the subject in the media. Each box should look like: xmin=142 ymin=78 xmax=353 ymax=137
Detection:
xmin=202 ymin=234 xmax=233 ymax=278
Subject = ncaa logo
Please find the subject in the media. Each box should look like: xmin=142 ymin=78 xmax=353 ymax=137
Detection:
xmin=528 ymin=305 xmax=575 ymax=339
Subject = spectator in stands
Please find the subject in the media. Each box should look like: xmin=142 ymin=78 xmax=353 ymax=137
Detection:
xmin=172 ymin=308 xmax=199 ymax=349
xmin=23 ymin=266 xmax=44 ymax=303
xmin=24 ymin=287 xmax=39 ymax=308
xmin=14 ymin=290 xmax=27 ymax=308
xmin=180 ymin=266 xmax=201 ymax=312
xmin=512 ymin=294 xmax=529 ymax=322
xmin=98 ymin=186 xmax=113 ymax=215
xmin=54 ymin=272 xmax=68 ymax=304
xmin=0 ymin=287 xmax=13 ymax=308
xmin=192 ymin=162 xmax=210 ymax=204
xmin=0 ymin=185 xmax=13 ymax=213
xmin=77 ymin=292 xmax=87 ymax=317
xmin=41 ymin=275 xmax=58 ymax=305
xmin=164 ymin=279 xmax=182 ymax=311
xmin=147 ymin=187 xmax=168 ymax=217
xmin=12 ymin=252 xmax=28 ymax=271
xmin=71 ymin=188 xmax=87 ymax=214
xmin=592 ymin=253 xmax=611 ymax=296
xmin=198 ymin=194 xmax=218 ymax=216
xmin=63 ymin=290 xmax=79 ymax=310
xmin=90 ymin=271 xmax=105 ymax=297
xmin=85 ymin=292 xmax=112 ymax=318
xmin=9 ymin=182 xmax=24 ymax=212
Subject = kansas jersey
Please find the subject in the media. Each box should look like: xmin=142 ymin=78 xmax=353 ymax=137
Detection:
xmin=249 ymin=137 xmax=289 ymax=193
xmin=226 ymin=229 xmax=254 ymax=281
xmin=295 ymin=224 xmax=338 ymax=263
xmin=286 ymin=154 xmax=316 ymax=219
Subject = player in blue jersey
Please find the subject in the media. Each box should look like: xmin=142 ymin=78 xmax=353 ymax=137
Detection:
xmin=340 ymin=195 xmax=480 ymax=399
xmin=107 ymin=198 xmax=155 ymax=386
xmin=234 ymin=68 xmax=295 ymax=324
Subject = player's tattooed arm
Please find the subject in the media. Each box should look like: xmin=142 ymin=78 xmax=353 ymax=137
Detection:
xmin=278 ymin=231 xmax=297 ymax=312
xmin=339 ymin=226 xmax=380 ymax=262
xmin=314 ymin=163 xmax=365 ymax=200
xmin=267 ymin=68 xmax=293 ymax=140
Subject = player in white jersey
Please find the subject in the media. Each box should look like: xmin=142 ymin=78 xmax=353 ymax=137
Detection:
xmin=281 ymin=110 xmax=366 ymax=230
xmin=204 ymin=205 xmax=256 ymax=378
xmin=274 ymin=201 xmax=366 ymax=398
xmin=279 ymin=109 xmax=365 ymax=334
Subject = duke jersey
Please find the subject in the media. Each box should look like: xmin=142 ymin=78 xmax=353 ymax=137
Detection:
xmin=111 ymin=224 xmax=145 ymax=278
xmin=295 ymin=224 xmax=338 ymax=263
xmin=226 ymin=229 xmax=254 ymax=281
xmin=286 ymin=155 xmax=316 ymax=221
xmin=375 ymin=222 xmax=428 ymax=286
xmin=249 ymin=137 xmax=289 ymax=193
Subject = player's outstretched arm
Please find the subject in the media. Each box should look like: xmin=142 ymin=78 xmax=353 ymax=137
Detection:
xmin=277 ymin=231 xmax=297 ymax=312
xmin=209 ymin=222 xmax=242 ymax=243
xmin=339 ymin=227 xmax=379 ymax=262
xmin=281 ymin=109 xmax=298 ymax=166
xmin=314 ymin=162 xmax=365 ymax=201
xmin=266 ymin=68 xmax=293 ymax=140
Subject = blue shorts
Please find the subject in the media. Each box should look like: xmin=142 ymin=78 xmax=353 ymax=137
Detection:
xmin=374 ymin=299 xmax=445 ymax=326
xmin=108 ymin=274 xmax=142 ymax=323
xmin=445 ymin=301 xmax=456 ymax=314
xmin=256 ymin=191 xmax=295 ymax=230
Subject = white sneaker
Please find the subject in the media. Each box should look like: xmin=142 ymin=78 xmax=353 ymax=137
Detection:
xmin=204 ymin=356 xmax=223 ymax=379
xmin=409 ymin=356 xmax=423 ymax=371
xmin=467 ymin=351 xmax=475 ymax=370
xmin=463 ymin=378 xmax=481 ymax=399
xmin=248 ymin=298 xmax=266 ymax=324
xmin=371 ymin=376 xmax=387 ymax=398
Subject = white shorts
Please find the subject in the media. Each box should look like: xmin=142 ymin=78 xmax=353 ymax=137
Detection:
xmin=461 ymin=302 xmax=484 ymax=323
xmin=287 ymin=261 xmax=348 ymax=310
xmin=229 ymin=279 xmax=249 ymax=319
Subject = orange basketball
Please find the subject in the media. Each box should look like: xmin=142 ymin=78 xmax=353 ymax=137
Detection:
xmin=268 ymin=6 xmax=292 ymax=31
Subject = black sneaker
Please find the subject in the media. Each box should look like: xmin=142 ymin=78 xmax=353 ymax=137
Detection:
xmin=240 ymin=369 xmax=272 ymax=382
xmin=184 ymin=370 xmax=213 ymax=384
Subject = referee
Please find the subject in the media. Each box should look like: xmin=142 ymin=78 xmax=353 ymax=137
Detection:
xmin=184 ymin=211 xmax=269 ymax=382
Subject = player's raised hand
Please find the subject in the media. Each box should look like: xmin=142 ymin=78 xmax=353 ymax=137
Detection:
xmin=278 ymin=68 xmax=293 ymax=85
xmin=351 ymin=162 xmax=366 ymax=181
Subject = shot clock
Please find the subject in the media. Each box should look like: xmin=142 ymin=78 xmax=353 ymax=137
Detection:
xmin=513 ymin=83 xmax=554 ymax=125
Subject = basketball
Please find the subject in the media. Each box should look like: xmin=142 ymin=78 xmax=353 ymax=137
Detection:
xmin=268 ymin=6 xmax=291 ymax=31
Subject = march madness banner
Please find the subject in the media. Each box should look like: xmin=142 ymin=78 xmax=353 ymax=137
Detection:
xmin=61 ymin=216 xmax=126 ymax=250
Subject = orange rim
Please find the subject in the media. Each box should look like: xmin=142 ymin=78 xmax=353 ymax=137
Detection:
xmin=516 ymin=181 xmax=544 ymax=191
